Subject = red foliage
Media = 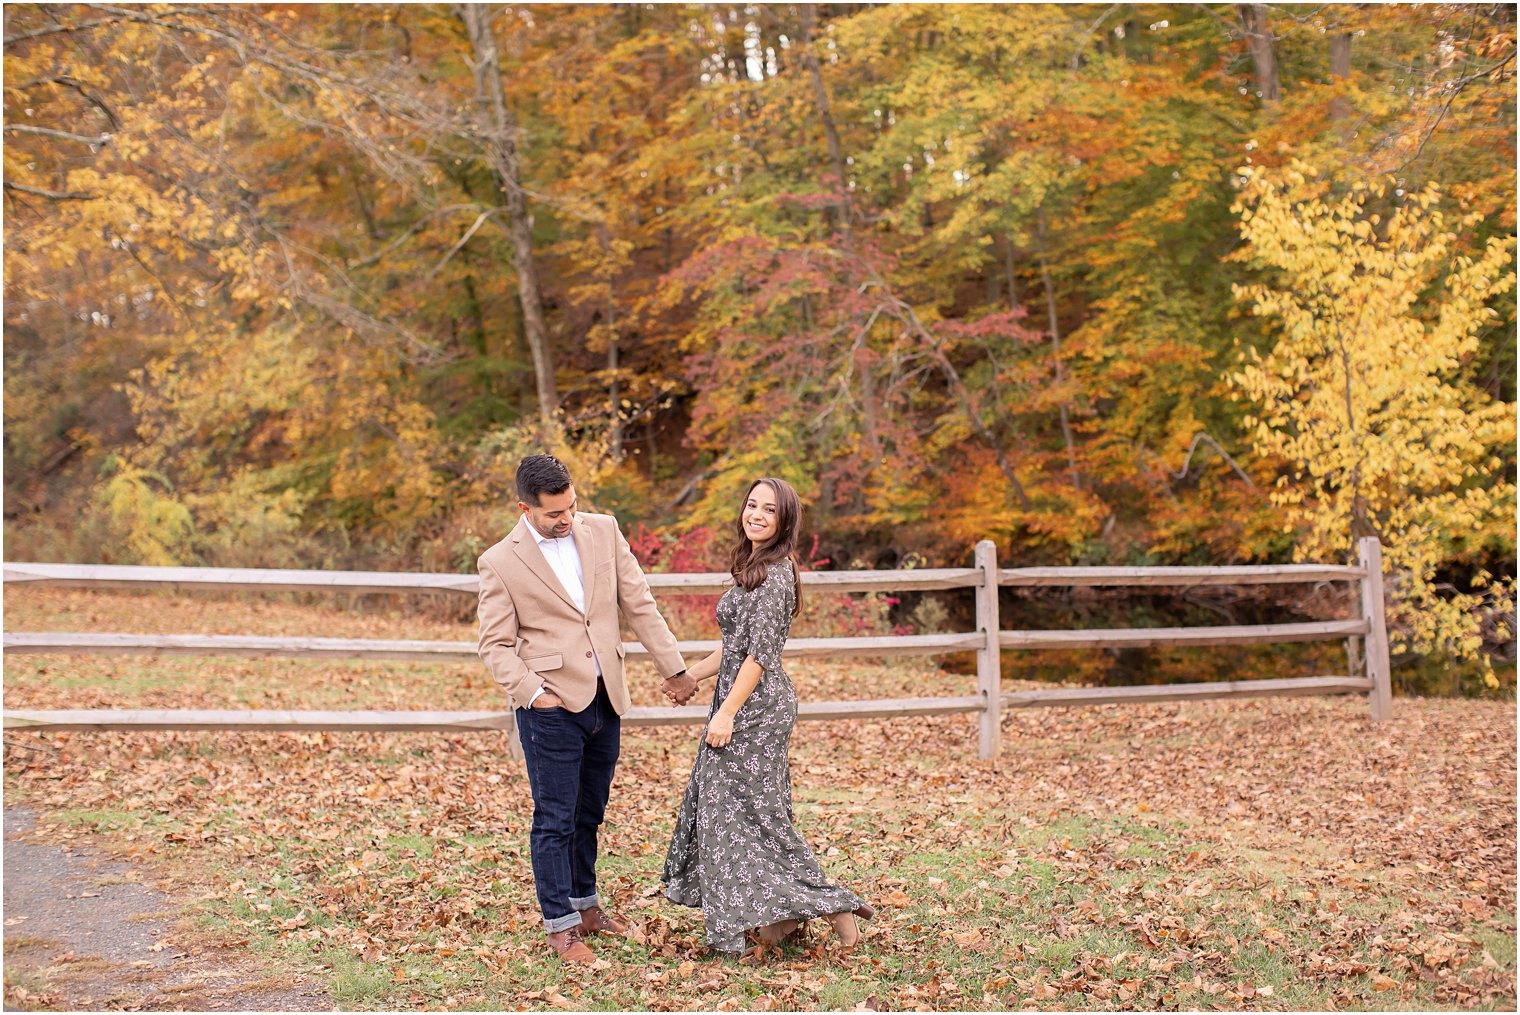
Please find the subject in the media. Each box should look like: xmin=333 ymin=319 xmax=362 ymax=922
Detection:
xmin=625 ymin=523 xmax=728 ymax=573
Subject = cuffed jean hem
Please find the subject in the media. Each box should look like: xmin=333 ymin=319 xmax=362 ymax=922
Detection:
xmin=569 ymin=893 xmax=602 ymax=912
xmin=544 ymin=911 xmax=584 ymax=934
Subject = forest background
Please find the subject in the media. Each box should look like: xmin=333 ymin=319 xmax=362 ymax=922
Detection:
xmin=4 ymin=2 xmax=1515 ymax=693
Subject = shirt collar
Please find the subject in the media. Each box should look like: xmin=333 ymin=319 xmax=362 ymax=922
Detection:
xmin=529 ymin=522 xmax=573 ymax=547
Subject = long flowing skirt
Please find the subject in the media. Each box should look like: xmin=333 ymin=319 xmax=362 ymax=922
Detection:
xmin=662 ymin=680 xmax=863 ymax=953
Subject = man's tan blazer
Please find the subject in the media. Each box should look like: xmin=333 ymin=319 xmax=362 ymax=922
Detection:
xmin=476 ymin=512 xmax=685 ymax=715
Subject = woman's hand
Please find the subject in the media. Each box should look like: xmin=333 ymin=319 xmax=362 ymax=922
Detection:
xmin=705 ymin=711 xmax=735 ymax=748
xmin=662 ymin=672 xmax=698 ymax=705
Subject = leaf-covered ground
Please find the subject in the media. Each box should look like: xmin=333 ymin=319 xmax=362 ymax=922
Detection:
xmin=4 ymin=588 xmax=1515 ymax=1011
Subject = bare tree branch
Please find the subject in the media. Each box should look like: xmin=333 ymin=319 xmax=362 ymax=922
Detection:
xmin=1395 ymin=49 xmax=1517 ymax=173
xmin=427 ymin=208 xmax=499 ymax=278
xmin=5 ymin=75 xmax=123 ymax=130
xmin=4 ymin=13 xmax=143 ymax=45
xmin=855 ymin=266 xmax=1035 ymax=511
xmin=3 ymin=180 xmax=96 ymax=201
xmin=346 ymin=203 xmax=492 ymax=270
xmin=1068 ymin=3 xmax=1122 ymax=72
xmin=3 ymin=123 xmax=110 ymax=145
xmin=1171 ymin=432 xmax=1257 ymax=487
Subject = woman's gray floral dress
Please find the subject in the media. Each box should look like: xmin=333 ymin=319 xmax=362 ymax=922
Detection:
xmin=663 ymin=560 xmax=864 ymax=952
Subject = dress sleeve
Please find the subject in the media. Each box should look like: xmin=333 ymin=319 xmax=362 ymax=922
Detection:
xmin=744 ymin=562 xmax=795 ymax=673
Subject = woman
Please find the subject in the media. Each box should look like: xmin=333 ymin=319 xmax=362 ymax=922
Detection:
xmin=663 ymin=477 xmax=873 ymax=953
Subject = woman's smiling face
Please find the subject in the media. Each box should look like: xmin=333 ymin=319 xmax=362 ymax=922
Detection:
xmin=742 ymin=482 xmax=780 ymax=546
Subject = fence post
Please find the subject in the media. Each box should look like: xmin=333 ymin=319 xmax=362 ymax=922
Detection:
xmin=505 ymin=709 xmax=524 ymax=761
xmin=1357 ymin=537 xmax=1393 ymax=721
xmin=974 ymin=539 xmax=1001 ymax=759
xmin=1345 ymin=576 xmax=1365 ymax=691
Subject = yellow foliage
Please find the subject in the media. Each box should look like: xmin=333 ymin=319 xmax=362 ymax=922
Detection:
xmin=94 ymin=457 xmax=196 ymax=566
xmin=1231 ymin=162 xmax=1516 ymax=679
xmin=683 ymin=423 xmax=819 ymax=533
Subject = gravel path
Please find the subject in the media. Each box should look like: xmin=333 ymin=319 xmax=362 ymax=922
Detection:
xmin=3 ymin=807 xmax=330 ymax=1011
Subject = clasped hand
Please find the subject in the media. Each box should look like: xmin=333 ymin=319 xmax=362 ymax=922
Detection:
xmin=662 ymin=671 xmax=698 ymax=706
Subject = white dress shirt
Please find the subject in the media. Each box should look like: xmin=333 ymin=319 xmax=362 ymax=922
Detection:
xmin=532 ymin=525 xmax=587 ymax=613
xmin=525 ymin=523 xmax=596 ymax=706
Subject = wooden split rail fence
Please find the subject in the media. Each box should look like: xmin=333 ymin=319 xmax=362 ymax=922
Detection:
xmin=2 ymin=538 xmax=1392 ymax=759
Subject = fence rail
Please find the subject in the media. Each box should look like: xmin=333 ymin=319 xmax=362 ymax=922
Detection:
xmin=2 ymin=696 xmax=988 ymax=733
xmin=2 ymin=631 xmax=986 ymax=661
xmin=0 ymin=563 xmax=985 ymax=596
xmin=1 ymin=562 xmax=481 ymax=595
xmin=997 ymin=564 xmax=1364 ymax=587
xmin=2 ymin=538 xmax=1394 ymax=757
xmin=1002 ymin=675 xmax=1374 ymax=709
xmin=998 ymin=619 xmax=1368 ymax=650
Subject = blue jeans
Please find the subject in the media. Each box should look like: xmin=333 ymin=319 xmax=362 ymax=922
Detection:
xmin=516 ymin=683 xmax=620 ymax=932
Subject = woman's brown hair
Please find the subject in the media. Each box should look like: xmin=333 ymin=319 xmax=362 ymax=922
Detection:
xmin=729 ymin=477 xmax=803 ymax=617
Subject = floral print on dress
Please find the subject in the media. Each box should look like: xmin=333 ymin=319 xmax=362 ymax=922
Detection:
xmin=662 ymin=560 xmax=864 ymax=952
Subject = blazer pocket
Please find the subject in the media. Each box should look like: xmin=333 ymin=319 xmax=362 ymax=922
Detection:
xmin=524 ymin=653 xmax=564 ymax=673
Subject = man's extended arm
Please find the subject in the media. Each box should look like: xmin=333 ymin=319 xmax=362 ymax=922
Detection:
xmin=611 ymin=523 xmax=698 ymax=704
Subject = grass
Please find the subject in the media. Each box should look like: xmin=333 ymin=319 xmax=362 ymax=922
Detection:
xmin=2 ymin=965 xmax=59 ymax=1010
xmin=4 ymin=936 xmax=62 ymax=955
xmin=28 ymin=796 xmax=1482 ymax=1012
xmin=4 ymin=586 xmax=1516 ymax=1011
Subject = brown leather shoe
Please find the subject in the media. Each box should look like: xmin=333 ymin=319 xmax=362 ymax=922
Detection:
xmin=577 ymin=904 xmax=628 ymax=936
xmin=547 ymin=926 xmax=596 ymax=964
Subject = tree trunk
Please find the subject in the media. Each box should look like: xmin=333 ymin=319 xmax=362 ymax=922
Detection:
xmin=1329 ymin=31 xmax=1353 ymax=121
xmin=1236 ymin=4 xmax=1281 ymax=105
xmin=857 ymin=343 xmax=883 ymax=467
xmin=349 ymin=170 xmax=380 ymax=240
xmin=797 ymin=3 xmax=849 ymax=228
xmin=1036 ymin=219 xmax=1081 ymax=490
xmin=798 ymin=4 xmax=880 ymax=491
xmin=462 ymin=274 xmax=488 ymax=356
xmin=606 ymin=320 xmax=622 ymax=457
xmin=1002 ymin=232 xmax=1022 ymax=310
xmin=595 ymin=225 xmax=623 ymax=458
xmin=457 ymin=4 xmax=558 ymax=423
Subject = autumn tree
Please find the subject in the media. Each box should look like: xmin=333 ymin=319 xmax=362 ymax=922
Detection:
xmin=1231 ymin=161 xmax=1516 ymax=678
xmin=3 ymin=1 xmax=1513 ymax=685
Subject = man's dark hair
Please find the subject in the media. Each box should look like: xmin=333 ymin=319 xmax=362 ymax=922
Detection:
xmin=516 ymin=454 xmax=573 ymax=506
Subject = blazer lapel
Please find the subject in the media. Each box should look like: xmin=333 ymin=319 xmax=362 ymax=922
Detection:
xmin=570 ymin=516 xmax=599 ymax=614
xmin=509 ymin=515 xmax=579 ymax=612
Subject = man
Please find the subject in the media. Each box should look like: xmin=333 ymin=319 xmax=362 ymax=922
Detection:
xmin=477 ymin=454 xmax=698 ymax=964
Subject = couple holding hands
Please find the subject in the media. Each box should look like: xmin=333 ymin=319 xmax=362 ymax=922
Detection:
xmin=476 ymin=455 xmax=873 ymax=964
